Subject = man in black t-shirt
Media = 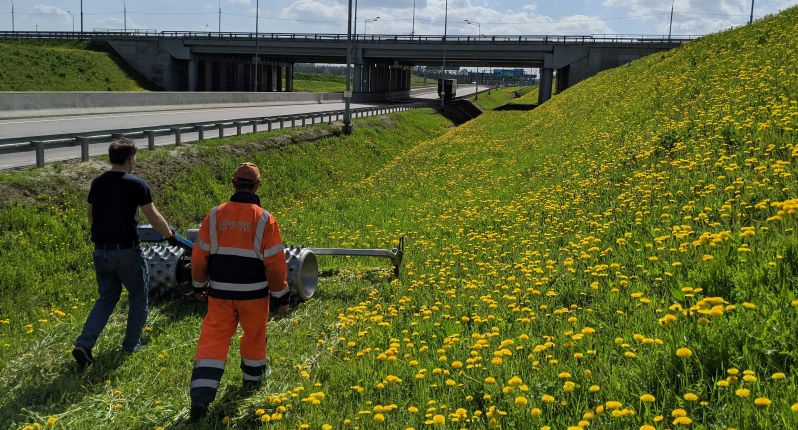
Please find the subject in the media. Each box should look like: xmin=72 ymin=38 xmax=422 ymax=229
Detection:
xmin=73 ymin=138 xmax=175 ymax=370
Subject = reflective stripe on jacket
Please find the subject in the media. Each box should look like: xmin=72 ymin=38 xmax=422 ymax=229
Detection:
xmin=191 ymin=191 xmax=289 ymax=300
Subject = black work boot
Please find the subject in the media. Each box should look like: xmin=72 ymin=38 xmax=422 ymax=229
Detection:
xmin=189 ymin=404 xmax=208 ymax=422
xmin=72 ymin=346 xmax=95 ymax=371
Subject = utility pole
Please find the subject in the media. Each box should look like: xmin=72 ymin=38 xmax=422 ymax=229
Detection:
xmin=749 ymin=0 xmax=755 ymax=24
xmin=218 ymin=0 xmax=221 ymax=33
xmin=80 ymin=0 xmax=83 ymax=32
xmin=10 ymin=0 xmax=14 ymax=33
xmin=344 ymin=0 xmax=353 ymax=135
xmin=441 ymin=0 xmax=448 ymax=108
xmin=254 ymin=0 xmax=260 ymax=91
xmin=122 ymin=0 xmax=127 ymax=32
xmin=412 ymin=0 xmax=416 ymax=35
xmin=668 ymin=0 xmax=674 ymax=41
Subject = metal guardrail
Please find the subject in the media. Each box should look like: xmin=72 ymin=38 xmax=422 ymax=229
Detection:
xmin=0 ymin=102 xmax=435 ymax=169
xmin=0 ymin=31 xmax=697 ymax=45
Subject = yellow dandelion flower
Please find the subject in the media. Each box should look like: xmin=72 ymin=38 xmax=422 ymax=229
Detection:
xmin=754 ymin=397 xmax=771 ymax=407
xmin=640 ymin=394 xmax=656 ymax=403
xmin=676 ymin=347 xmax=693 ymax=358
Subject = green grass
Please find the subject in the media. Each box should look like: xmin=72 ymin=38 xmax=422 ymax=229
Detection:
xmin=0 ymin=40 xmax=146 ymax=91
xmin=411 ymin=74 xmax=434 ymax=88
xmin=3 ymin=5 xmax=798 ymax=430
xmin=291 ymin=73 xmax=434 ymax=92
xmin=468 ymin=86 xmax=536 ymax=110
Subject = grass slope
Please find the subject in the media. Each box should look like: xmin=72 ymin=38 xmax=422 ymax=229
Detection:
xmin=468 ymin=86 xmax=536 ymax=110
xmin=2 ymin=6 xmax=798 ymax=430
xmin=0 ymin=40 xmax=146 ymax=92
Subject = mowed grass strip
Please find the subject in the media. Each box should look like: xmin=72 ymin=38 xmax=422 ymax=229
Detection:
xmin=1 ymin=5 xmax=798 ymax=430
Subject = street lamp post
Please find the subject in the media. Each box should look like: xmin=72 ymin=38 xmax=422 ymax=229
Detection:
xmin=668 ymin=0 xmax=674 ymax=41
xmin=218 ymin=0 xmax=222 ymax=33
xmin=9 ymin=0 xmax=14 ymax=33
xmin=412 ymin=0 xmax=416 ymax=35
xmin=464 ymin=19 xmax=479 ymax=36
xmin=344 ymin=0 xmax=353 ymax=135
xmin=122 ymin=0 xmax=127 ymax=32
xmin=67 ymin=10 xmax=75 ymax=32
xmin=254 ymin=0 xmax=260 ymax=91
xmin=441 ymin=0 xmax=448 ymax=108
xmin=80 ymin=0 xmax=83 ymax=32
xmin=365 ymin=16 xmax=379 ymax=34
xmin=749 ymin=0 xmax=755 ymax=24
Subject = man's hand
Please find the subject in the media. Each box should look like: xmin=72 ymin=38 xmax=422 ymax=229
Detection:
xmin=167 ymin=229 xmax=181 ymax=247
xmin=194 ymin=290 xmax=208 ymax=301
xmin=276 ymin=304 xmax=290 ymax=316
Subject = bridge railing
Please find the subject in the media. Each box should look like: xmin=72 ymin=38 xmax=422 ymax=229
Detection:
xmin=0 ymin=102 xmax=437 ymax=169
xmin=0 ymin=31 xmax=697 ymax=45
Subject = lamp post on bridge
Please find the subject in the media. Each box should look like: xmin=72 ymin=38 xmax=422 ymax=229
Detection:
xmin=67 ymin=10 xmax=75 ymax=32
xmin=344 ymin=0 xmax=353 ymax=135
xmin=668 ymin=0 xmax=674 ymax=41
xmin=253 ymin=0 xmax=260 ymax=91
xmin=9 ymin=0 xmax=14 ymax=33
xmin=364 ymin=16 xmax=380 ymax=35
xmin=80 ymin=0 xmax=83 ymax=33
xmin=464 ymin=19 xmax=479 ymax=36
xmin=218 ymin=0 xmax=222 ymax=33
xmin=122 ymin=0 xmax=127 ymax=32
xmin=412 ymin=0 xmax=416 ymax=35
xmin=441 ymin=0 xmax=448 ymax=108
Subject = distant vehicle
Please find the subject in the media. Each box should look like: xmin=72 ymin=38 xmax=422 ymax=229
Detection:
xmin=437 ymin=79 xmax=458 ymax=101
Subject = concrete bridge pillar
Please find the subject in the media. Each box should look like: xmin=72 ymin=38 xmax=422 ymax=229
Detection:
xmin=276 ymin=65 xmax=283 ymax=92
xmin=203 ymin=61 xmax=212 ymax=91
xmin=353 ymin=64 xmax=363 ymax=92
xmin=538 ymin=68 xmax=553 ymax=104
xmin=219 ymin=62 xmax=228 ymax=91
xmin=555 ymin=66 xmax=570 ymax=95
xmin=263 ymin=65 xmax=274 ymax=92
xmin=188 ymin=57 xmax=198 ymax=92
xmin=368 ymin=64 xmax=378 ymax=92
xmin=285 ymin=64 xmax=294 ymax=92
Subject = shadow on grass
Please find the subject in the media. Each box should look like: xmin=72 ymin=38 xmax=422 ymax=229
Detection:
xmin=1 ymin=349 xmax=127 ymax=426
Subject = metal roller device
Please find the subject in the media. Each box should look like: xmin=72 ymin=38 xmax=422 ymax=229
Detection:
xmin=137 ymin=225 xmax=404 ymax=302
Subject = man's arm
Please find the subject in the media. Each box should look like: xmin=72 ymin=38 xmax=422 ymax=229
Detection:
xmin=141 ymin=203 xmax=173 ymax=238
xmin=191 ymin=213 xmax=212 ymax=300
xmin=262 ymin=216 xmax=289 ymax=314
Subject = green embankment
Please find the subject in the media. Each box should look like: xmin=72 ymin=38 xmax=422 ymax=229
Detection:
xmin=0 ymin=40 xmax=146 ymax=91
xmin=2 ymin=5 xmax=798 ymax=430
xmin=292 ymin=72 xmax=434 ymax=92
xmin=469 ymin=85 xmax=536 ymax=110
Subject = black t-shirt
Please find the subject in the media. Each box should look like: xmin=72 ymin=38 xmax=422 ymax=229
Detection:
xmin=87 ymin=171 xmax=153 ymax=244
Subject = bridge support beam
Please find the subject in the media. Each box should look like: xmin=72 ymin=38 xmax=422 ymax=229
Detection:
xmin=538 ymin=68 xmax=553 ymax=104
xmin=555 ymin=66 xmax=570 ymax=95
xmin=276 ymin=65 xmax=283 ymax=92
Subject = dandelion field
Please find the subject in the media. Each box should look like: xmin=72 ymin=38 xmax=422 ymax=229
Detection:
xmin=2 ymin=6 xmax=798 ymax=430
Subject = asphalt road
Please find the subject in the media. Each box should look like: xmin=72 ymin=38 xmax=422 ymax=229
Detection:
xmin=0 ymin=86 xmax=485 ymax=169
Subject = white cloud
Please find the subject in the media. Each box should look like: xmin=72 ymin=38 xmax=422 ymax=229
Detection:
xmin=278 ymin=0 xmax=614 ymax=35
xmin=31 ymin=4 xmax=71 ymax=21
xmin=600 ymin=0 xmax=798 ymax=34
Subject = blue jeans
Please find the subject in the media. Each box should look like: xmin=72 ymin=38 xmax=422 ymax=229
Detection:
xmin=76 ymin=247 xmax=149 ymax=352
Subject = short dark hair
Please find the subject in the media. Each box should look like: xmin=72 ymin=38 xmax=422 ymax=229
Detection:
xmin=233 ymin=179 xmax=257 ymax=193
xmin=108 ymin=138 xmax=137 ymax=165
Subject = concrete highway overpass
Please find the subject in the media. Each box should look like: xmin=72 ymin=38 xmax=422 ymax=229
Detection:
xmin=0 ymin=31 xmax=693 ymax=104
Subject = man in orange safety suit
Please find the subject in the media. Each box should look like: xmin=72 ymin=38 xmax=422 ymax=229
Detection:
xmin=188 ymin=162 xmax=290 ymax=421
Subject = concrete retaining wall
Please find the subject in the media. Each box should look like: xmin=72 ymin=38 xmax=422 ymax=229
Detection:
xmin=0 ymin=91 xmax=345 ymax=119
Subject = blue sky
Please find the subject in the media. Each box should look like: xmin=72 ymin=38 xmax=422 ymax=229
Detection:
xmin=5 ymin=0 xmax=798 ymax=36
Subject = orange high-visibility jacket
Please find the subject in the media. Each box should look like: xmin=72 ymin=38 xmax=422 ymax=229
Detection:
xmin=191 ymin=193 xmax=288 ymax=301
